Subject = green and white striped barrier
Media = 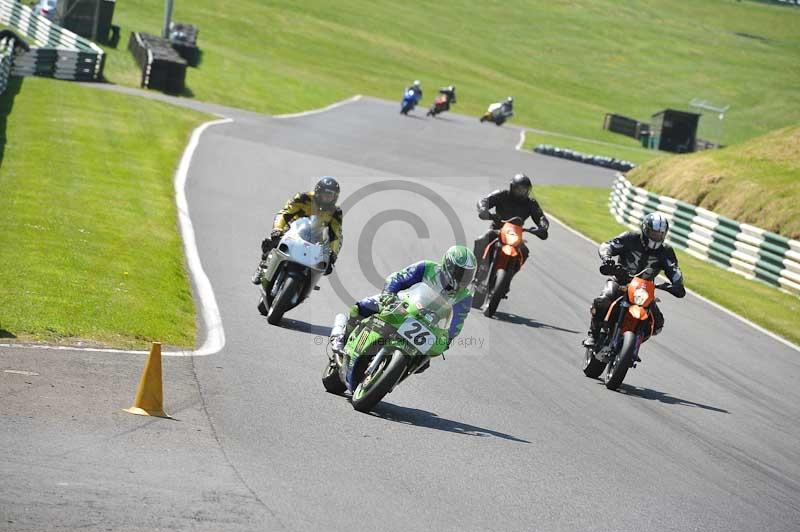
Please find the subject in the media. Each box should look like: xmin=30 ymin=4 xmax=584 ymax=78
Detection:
xmin=0 ymin=0 xmax=104 ymax=81
xmin=0 ymin=36 xmax=13 ymax=94
xmin=609 ymin=174 xmax=800 ymax=296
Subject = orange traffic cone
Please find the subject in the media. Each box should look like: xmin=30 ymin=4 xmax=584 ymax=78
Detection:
xmin=124 ymin=342 xmax=171 ymax=418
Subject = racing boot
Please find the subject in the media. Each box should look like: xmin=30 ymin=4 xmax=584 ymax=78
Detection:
xmin=329 ymin=307 xmax=360 ymax=354
xmin=251 ymin=258 xmax=268 ymax=285
xmin=582 ymin=309 xmax=602 ymax=349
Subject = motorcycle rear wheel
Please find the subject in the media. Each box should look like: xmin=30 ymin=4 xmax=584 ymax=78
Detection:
xmin=582 ymin=347 xmax=605 ymax=378
xmin=351 ymin=350 xmax=407 ymax=413
xmin=604 ymin=331 xmax=636 ymax=390
xmin=322 ymin=361 xmax=347 ymax=395
xmin=267 ymin=276 xmax=297 ymax=325
xmin=471 ymin=288 xmax=486 ymax=309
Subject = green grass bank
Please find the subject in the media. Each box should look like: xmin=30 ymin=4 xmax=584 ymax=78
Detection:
xmin=627 ymin=125 xmax=800 ymax=239
xmin=103 ymin=0 xmax=800 ymax=149
xmin=0 ymin=78 xmax=209 ymax=348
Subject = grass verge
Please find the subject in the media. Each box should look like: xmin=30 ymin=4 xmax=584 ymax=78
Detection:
xmin=101 ymin=0 xmax=800 ymax=144
xmin=627 ymin=125 xmax=800 ymax=238
xmin=0 ymin=77 xmax=210 ymax=348
xmin=534 ymin=185 xmax=800 ymax=346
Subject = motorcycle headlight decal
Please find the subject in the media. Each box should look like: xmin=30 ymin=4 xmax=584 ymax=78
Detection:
xmin=633 ymin=287 xmax=649 ymax=306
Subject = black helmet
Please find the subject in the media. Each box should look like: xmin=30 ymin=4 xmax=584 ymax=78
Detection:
xmin=641 ymin=212 xmax=669 ymax=250
xmin=314 ymin=176 xmax=340 ymax=209
xmin=509 ymin=173 xmax=532 ymax=199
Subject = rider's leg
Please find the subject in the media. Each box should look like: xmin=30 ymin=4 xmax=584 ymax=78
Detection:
xmin=251 ymin=236 xmax=278 ymax=284
xmin=473 ymin=229 xmax=498 ymax=277
xmin=651 ymin=302 xmax=665 ymax=336
xmin=519 ymin=242 xmax=530 ymax=263
xmin=330 ymin=295 xmax=380 ymax=352
xmin=584 ymin=279 xmax=619 ymax=347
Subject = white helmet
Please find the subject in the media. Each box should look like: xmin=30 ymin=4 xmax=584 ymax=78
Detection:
xmin=413 ymin=80 xmax=421 ymax=87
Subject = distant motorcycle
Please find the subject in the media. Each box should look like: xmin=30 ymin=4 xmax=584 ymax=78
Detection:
xmin=426 ymin=94 xmax=451 ymax=117
xmin=400 ymin=88 xmax=420 ymax=115
xmin=323 ymin=282 xmax=452 ymax=412
xmin=480 ymin=103 xmax=513 ymax=126
xmin=257 ymin=216 xmax=331 ymax=325
xmin=582 ymin=266 xmax=673 ymax=390
xmin=472 ymin=216 xmax=544 ymax=317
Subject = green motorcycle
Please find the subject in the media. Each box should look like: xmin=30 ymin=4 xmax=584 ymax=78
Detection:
xmin=322 ymin=282 xmax=453 ymax=413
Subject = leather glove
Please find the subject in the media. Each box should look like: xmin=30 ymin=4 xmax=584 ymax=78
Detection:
xmin=599 ymin=260 xmax=616 ymax=276
xmin=270 ymin=229 xmax=284 ymax=243
xmin=379 ymin=291 xmax=398 ymax=309
xmin=478 ymin=210 xmax=493 ymax=221
xmin=324 ymin=252 xmax=336 ymax=276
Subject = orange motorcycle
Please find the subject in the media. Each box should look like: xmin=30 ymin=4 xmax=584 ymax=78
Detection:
xmin=471 ymin=217 xmax=543 ymax=317
xmin=582 ymin=266 xmax=672 ymax=390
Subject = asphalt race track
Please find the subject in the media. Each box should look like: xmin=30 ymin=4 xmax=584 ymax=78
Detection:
xmin=2 ymin=95 xmax=799 ymax=532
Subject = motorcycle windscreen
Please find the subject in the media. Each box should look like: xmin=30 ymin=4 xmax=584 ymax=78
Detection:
xmin=288 ymin=215 xmax=329 ymax=245
xmin=397 ymin=282 xmax=453 ymax=327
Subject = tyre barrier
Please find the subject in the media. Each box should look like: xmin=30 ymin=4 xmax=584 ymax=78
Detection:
xmin=168 ymin=22 xmax=199 ymax=67
xmin=534 ymin=144 xmax=636 ymax=173
xmin=609 ymin=174 xmax=800 ymax=295
xmin=0 ymin=0 xmax=104 ymax=81
xmin=128 ymin=31 xmax=186 ymax=94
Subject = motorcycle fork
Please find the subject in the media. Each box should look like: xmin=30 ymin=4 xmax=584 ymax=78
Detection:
xmin=603 ymin=301 xmax=629 ymax=360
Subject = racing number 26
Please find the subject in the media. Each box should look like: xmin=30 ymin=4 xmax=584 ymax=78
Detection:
xmin=402 ymin=321 xmax=431 ymax=347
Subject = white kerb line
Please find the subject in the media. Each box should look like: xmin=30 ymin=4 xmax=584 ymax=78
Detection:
xmin=515 ymin=129 xmax=526 ymax=151
xmin=273 ymin=95 xmax=362 ymax=119
xmin=170 ymin=117 xmax=233 ymax=356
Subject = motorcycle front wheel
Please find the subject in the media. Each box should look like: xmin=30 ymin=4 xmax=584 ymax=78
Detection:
xmin=604 ymin=331 xmax=636 ymax=390
xmin=484 ymin=269 xmax=511 ymax=317
xmin=267 ymin=275 xmax=298 ymax=325
xmin=351 ymin=350 xmax=408 ymax=413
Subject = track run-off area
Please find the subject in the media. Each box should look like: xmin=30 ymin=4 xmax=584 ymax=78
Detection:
xmin=2 ymin=92 xmax=799 ymax=532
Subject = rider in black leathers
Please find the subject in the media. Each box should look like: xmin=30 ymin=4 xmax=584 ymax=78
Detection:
xmin=473 ymin=174 xmax=549 ymax=271
xmin=438 ymin=85 xmax=457 ymax=109
xmin=584 ymin=212 xmax=686 ymax=347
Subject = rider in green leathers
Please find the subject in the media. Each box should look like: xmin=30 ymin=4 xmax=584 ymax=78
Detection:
xmin=330 ymin=246 xmax=477 ymax=373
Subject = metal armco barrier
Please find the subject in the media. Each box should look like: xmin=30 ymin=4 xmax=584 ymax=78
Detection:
xmin=609 ymin=174 xmax=800 ymax=295
xmin=0 ymin=0 xmax=104 ymax=81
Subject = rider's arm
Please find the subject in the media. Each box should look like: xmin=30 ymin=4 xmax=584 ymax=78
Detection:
xmin=477 ymin=190 xmax=502 ymax=220
xmin=447 ymin=295 xmax=472 ymax=341
xmin=328 ymin=207 xmax=343 ymax=255
xmin=529 ymin=199 xmax=549 ymax=240
xmin=662 ymin=247 xmax=686 ymax=298
xmin=598 ymin=231 xmax=634 ymax=262
xmin=273 ymin=192 xmax=309 ymax=232
xmin=383 ymin=261 xmax=427 ymax=294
